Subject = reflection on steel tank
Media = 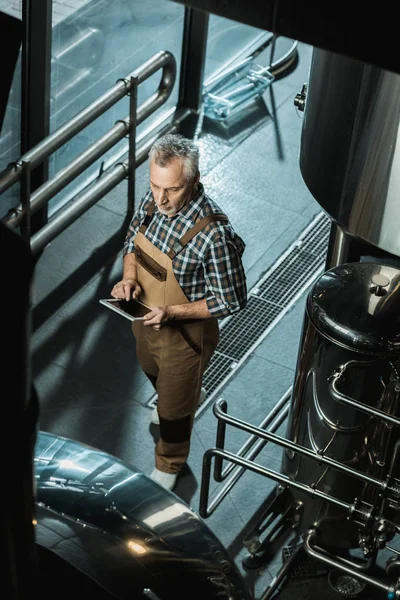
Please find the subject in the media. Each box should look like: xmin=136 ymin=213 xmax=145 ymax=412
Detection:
xmin=34 ymin=430 xmax=252 ymax=600
xmin=299 ymin=48 xmax=400 ymax=258
xmin=281 ymin=261 xmax=400 ymax=552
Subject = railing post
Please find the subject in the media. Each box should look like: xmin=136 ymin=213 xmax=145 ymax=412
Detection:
xmin=21 ymin=0 xmax=52 ymax=235
xmin=214 ymin=398 xmax=227 ymax=482
xmin=178 ymin=7 xmax=209 ymax=137
xmin=1 ymin=51 xmax=177 ymax=237
xmin=127 ymin=75 xmax=139 ymax=218
xmin=20 ymin=160 xmax=32 ymax=245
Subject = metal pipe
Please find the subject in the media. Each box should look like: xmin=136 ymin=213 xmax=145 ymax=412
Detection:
xmin=127 ymin=75 xmax=138 ymax=217
xmin=29 ymin=110 xmax=189 ymax=254
xmin=214 ymin=388 xmax=292 ymax=481
xmin=0 ymin=50 xmax=176 ymax=196
xmin=304 ymin=529 xmax=397 ymax=595
xmin=214 ymin=399 xmax=227 ymax=481
xmin=4 ymin=56 xmax=176 ymax=230
xmin=20 ymin=161 xmax=31 ymax=244
xmin=217 ymin=400 xmax=289 ymax=482
xmin=303 ymin=515 xmax=377 ymax=572
xmin=209 ymin=404 xmax=289 ymax=514
xmin=199 ymin=447 xmax=351 ymax=519
xmin=30 ymin=162 xmax=129 ymax=254
xmin=25 ymin=122 xmax=129 ymax=223
xmin=330 ymin=372 xmax=400 ymax=428
xmin=270 ymin=39 xmax=298 ymax=74
xmin=387 ymin=440 xmax=400 ymax=480
xmin=212 ymin=398 xmax=387 ymax=490
xmin=325 ymin=222 xmax=358 ymax=269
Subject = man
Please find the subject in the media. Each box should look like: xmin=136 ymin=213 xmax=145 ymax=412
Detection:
xmin=111 ymin=133 xmax=247 ymax=491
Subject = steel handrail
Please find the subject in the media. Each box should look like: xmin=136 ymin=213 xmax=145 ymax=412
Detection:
xmin=199 ymin=445 xmax=352 ymax=519
xmin=1 ymin=50 xmax=176 ymax=229
xmin=205 ymin=400 xmax=289 ymax=517
xmin=214 ymin=388 xmax=291 ymax=482
xmin=29 ymin=108 xmax=192 ymax=254
xmin=304 ymin=529 xmax=398 ymax=597
xmin=211 ymin=398 xmax=389 ymax=490
xmin=329 ymin=361 xmax=400 ymax=427
xmin=199 ymin=397 xmax=400 ymax=519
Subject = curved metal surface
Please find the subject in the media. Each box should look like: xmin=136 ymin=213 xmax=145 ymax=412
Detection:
xmin=308 ymin=262 xmax=400 ymax=354
xmin=34 ymin=430 xmax=252 ymax=600
xmin=303 ymin=530 xmax=396 ymax=596
xmin=281 ymin=262 xmax=400 ymax=549
xmin=299 ymin=48 xmax=400 ymax=258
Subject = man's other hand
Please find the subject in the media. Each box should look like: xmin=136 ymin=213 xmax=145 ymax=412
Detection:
xmin=143 ymin=306 xmax=172 ymax=330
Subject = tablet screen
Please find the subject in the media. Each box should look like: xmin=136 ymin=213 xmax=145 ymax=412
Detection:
xmin=99 ymin=298 xmax=151 ymax=321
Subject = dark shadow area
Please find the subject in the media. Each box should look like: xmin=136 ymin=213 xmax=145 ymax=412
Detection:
xmin=266 ymin=85 xmax=284 ymax=160
xmin=276 ymin=552 xmax=388 ymax=600
xmin=31 ymin=252 xmax=151 ymax=465
xmin=174 ymin=463 xmax=199 ymax=504
xmin=32 ymin=217 xmax=130 ymax=331
xmin=149 ymin=421 xmax=161 ymax=442
xmin=224 ymin=487 xmax=297 ymax=593
xmin=37 ymin=545 xmax=113 ymax=600
xmin=0 ymin=11 xmax=21 ymax=133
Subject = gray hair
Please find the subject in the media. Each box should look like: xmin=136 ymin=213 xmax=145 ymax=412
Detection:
xmin=149 ymin=133 xmax=199 ymax=182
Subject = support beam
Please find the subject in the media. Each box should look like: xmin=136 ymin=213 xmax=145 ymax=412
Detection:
xmin=169 ymin=1 xmax=399 ymax=74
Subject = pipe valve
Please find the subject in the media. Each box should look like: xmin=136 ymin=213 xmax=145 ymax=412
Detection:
xmin=294 ymin=83 xmax=308 ymax=111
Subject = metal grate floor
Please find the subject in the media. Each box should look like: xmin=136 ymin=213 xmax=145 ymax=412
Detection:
xmin=147 ymin=211 xmax=331 ymax=416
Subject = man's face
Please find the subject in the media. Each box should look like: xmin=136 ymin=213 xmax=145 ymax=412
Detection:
xmin=149 ymin=156 xmax=199 ymax=218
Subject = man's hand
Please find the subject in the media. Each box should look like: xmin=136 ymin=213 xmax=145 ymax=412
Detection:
xmin=142 ymin=299 xmax=211 ymax=329
xmin=143 ymin=306 xmax=172 ymax=330
xmin=111 ymin=277 xmax=142 ymax=302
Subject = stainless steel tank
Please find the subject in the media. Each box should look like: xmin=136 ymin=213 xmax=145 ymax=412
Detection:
xmin=299 ymin=48 xmax=400 ymax=259
xmin=281 ymin=261 xmax=400 ymax=551
xmin=34 ymin=430 xmax=252 ymax=600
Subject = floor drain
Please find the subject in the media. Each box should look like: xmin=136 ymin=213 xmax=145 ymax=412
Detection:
xmin=282 ymin=545 xmax=327 ymax=580
xmin=328 ymin=569 xmax=366 ymax=598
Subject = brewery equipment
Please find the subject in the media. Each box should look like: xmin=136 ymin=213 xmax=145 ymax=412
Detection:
xmin=281 ymin=261 xmax=400 ymax=578
xmin=298 ymin=48 xmax=400 ymax=265
xmin=200 ymin=47 xmax=400 ymax=599
xmin=201 ymin=260 xmax=400 ymax=598
xmin=34 ymin=430 xmax=253 ymax=600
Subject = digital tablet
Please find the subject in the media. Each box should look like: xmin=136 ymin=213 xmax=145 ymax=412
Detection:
xmin=99 ymin=298 xmax=151 ymax=322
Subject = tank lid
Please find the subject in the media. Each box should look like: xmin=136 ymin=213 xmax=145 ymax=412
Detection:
xmin=308 ymin=262 xmax=400 ymax=354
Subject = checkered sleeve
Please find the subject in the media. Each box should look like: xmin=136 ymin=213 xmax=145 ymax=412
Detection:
xmin=123 ymin=191 xmax=152 ymax=256
xmin=204 ymin=235 xmax=247 ymax=318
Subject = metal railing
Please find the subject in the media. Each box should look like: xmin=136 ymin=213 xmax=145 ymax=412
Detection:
xmin=199 ymin=394 xmax=291 ymax=518
xmin=199 ymin=396 xmax=400 ymax=519
xmin=0 ymin=50 xmax=187 ymax=253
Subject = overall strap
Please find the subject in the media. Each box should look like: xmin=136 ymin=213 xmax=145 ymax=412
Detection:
xmin=167 ymin=213 xmax=228 ymax=259
xmin=138 ymin=200 xmax=156 ymax=233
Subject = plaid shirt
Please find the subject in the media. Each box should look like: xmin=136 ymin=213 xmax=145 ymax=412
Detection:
xmin=123 ymin=183 xmax=247 ymax=318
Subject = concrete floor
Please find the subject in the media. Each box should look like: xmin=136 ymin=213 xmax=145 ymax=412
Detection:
xmin=30 ymin=38 xmax=324 ymax=600
xmin=21 ymin=5 xmax=333 ymax=596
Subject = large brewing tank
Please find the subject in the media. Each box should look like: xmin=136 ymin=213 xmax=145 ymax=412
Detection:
xmin=299 ymin=48 xmax=400 ymax=259
xmin=281 ymin=261 xmax=400 ymax=550
xmin=34 ymin=430 xmax=252 ymax=600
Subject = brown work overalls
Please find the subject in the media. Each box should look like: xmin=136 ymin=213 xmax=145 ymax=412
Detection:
xmin=132 ymin=200 xmax=226 ymax=473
